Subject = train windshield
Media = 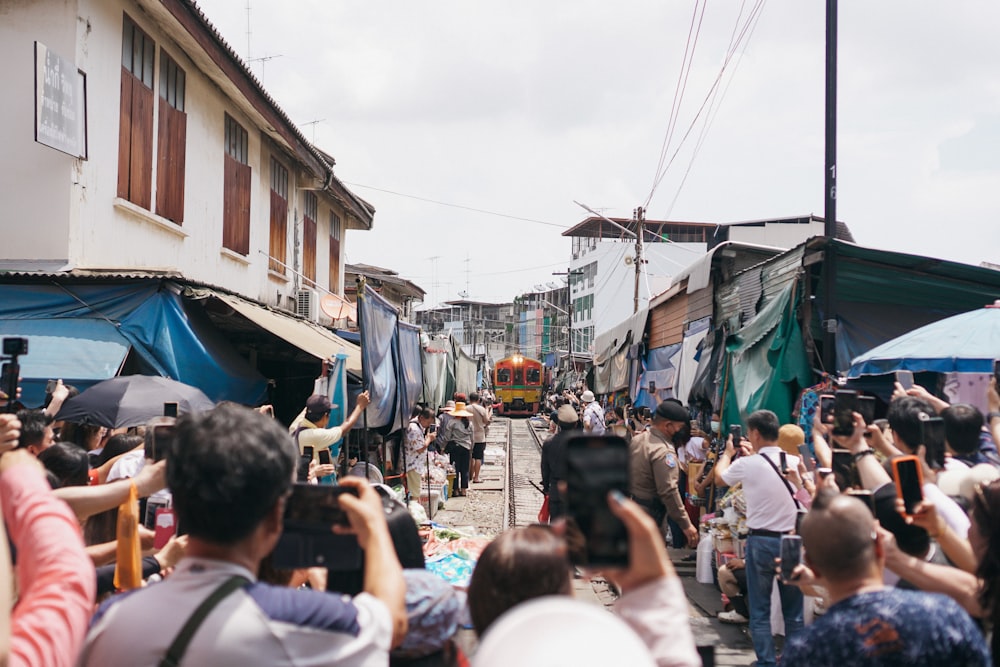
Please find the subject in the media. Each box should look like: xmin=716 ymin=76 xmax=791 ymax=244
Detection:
xmin=497 ymin=368 xmax=511 ymax=384
xmin=514 ymin=368 xmax=523 ymax=384
xmin=527 ymin=368 xmax=541 ymax=384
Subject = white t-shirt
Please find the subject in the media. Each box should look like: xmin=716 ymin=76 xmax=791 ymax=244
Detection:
xmin=721 ymin=446 xmax=800 ymax=532
xmin=583 ymin=403 xmax=606 ymax=436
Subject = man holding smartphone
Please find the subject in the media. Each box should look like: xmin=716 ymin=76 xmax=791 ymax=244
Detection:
xmin=289 ymin=390 xmax=371 ymax=463
xmin=628 ymin=400 xmax=698 ymax=548
xmin=714 ymin=410 xmax=803 ymax=667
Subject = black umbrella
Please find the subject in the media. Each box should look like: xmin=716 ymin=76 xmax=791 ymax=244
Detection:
xmin=55 ymin=375 xmax=215 ymax=428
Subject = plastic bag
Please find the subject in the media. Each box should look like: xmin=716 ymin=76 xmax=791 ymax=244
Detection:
xmin=113 ymin=483 xmax=142 ymax=591
xmin=537 ymin=494 xmax=550 ymax=523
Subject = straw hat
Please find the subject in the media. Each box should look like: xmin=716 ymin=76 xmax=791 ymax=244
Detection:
xmin=449 ymin=402 xmax=473 ymax=417
xmin=777 ymin=424 xmax=805 ymax=456
xmin=581 ymin=390 xmax=596 ymax=404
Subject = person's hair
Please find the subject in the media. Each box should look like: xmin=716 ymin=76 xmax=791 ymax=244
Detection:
xmin=558 ymin=419 xmax=582 ymax=432
xmin=416 ymin=407 xmax=435 ymax=421
xmin=167 ymin=403 xmax=297 ymax=545
xmin=746 ymin=410 xmax=780 ymax=442
xmin=974 ymin=480 xmax=1000 ymax=659
xmin=411 ymin=405 xmax=422 ymax=419
xmin=469 ymin=392 xmax=480 ymax=403
xmin=16 ymin=409 xmax=53 ymax=449
xmin=941 ymin=403 xmax=984 ymax=456
xmin=95 ymin=433 xmax=143 ymax=466
xmin=887 ymin=395 xmax=936 ymax=452
xmin=70 ymin=423 xmax=104 ymax=451
xmin=467 ymin=525 xmax=572 ymax=636
xmin=38 ymin=442 xmax=90 ymax=487
xmin=800 ymin=489 xmax=877 ymax=581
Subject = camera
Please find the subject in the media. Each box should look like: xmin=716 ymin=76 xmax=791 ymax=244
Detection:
xmin=2 ymin=338 xmax=28 ymax=357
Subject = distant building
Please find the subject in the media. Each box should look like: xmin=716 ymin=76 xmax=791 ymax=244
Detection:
xmin=414 ymin=300 xmax=514 ymax=359
xmin=512 ymin=286 xmax=572 ymax=365
xmin=345 ymin=264 xmax=426 ymax=324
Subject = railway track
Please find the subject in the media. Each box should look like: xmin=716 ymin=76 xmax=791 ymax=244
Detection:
xmin=503 ymin=416 xmax=547 ymax=528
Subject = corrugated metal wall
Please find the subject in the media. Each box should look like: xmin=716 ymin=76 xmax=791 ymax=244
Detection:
xmin=761 ymin=246 xmax=804 ymax=307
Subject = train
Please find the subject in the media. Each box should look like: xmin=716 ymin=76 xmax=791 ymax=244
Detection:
xmin=493 ymin=355 xmax=544 ymax=416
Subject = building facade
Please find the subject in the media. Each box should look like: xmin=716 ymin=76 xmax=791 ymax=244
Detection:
xmin=1 ymin=0 xmax=372 ymax=321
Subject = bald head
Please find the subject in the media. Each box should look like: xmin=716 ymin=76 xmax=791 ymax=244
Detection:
xmin=800 ymin=490 xmax=879 ymax=581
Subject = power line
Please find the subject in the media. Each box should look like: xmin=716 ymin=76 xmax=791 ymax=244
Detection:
xmin=342 ymin=181 xmax=568 ymax=229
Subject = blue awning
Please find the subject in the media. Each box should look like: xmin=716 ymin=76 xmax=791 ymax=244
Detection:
xmin=0 ymin=319 xmax=130 ymax=407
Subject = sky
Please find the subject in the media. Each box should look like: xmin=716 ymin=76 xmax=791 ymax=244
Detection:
xmin=196 ymin=0 xmax=1000 ymax=307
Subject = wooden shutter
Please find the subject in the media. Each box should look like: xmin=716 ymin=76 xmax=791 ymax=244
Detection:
xmin=303 ymin=215 xmax=317 ymax=286
xmin=223 ymin=155 xmax=251 ymax=255
xmin=155 ymin=99 xmax=187 ymax=223
xmin=269 ymin=189 xmax=287 ymax=273
xmin=117 ymin=69 xmax=133 ymax=199
xmin=328 ymin=235 xmax=340 ymax=293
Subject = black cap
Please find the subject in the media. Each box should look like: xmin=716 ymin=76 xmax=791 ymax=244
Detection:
xmin=654 ymin=399 xmax=688 ymax=423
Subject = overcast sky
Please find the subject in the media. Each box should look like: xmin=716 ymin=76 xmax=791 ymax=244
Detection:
xmin=197 ymin=0 xmax=1000 ymax=307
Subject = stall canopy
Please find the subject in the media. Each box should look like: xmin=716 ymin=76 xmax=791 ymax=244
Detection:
xmin=358 ymin=284 xmax=400 ymax=430
xmin=0 ymin=280 xmax=266 ymax=406
xmin=848 ymin=304 xmax=1000 ymax=378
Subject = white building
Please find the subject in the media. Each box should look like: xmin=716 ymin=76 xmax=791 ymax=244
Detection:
xmin=0 ymin=0 xmax=373 ymax=317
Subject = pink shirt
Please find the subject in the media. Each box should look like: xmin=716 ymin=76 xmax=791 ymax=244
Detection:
xmin=2 ymin=464 xmax=95 ymax=667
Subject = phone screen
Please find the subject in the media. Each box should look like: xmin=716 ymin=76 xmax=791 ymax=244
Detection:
xmin=920 ymin=416 xmax=946 ymax=470
xmin=283 ymin=484 xmax=358 ymax=529
xmin=779 ymin=451 xmax=788 ymax=473
xmin=429 ymin=423 xmax=437 ymax=434
xmin=297 ymin=455 xmax=312 ymax=483
xmin=833 ymin=390 xmax=859 ymax=437
xmin=145 ymin=424 xmax=175 ymax=462
xmin=819 ymin=395 xmax=835 ymax=425
xmin=565 ymin=435 xmax=629 ymax=567
xmin=857 ymin=396 xmax=876 ymax=426
xmin=163 ymin=402 xmax=179 ymax=418
xmin=45 ymin=379 xmax=57 ymax=394
xmin=894 ymin=456 xmax=923 ymax=515
xmin=317 ymin=449 xmax=332 ymax=465
xmin=994 ymin=360 xmax=1000 ymax=388
xmin=780 ymin=535 xmax=802 ymax=580
xmin=302 ymin=445 xmax=315 ymax=460
xmin=846 ymin=489 xmax=877 ymax=516
xmin=896 ymin=370 xmax=914 ymax=391
xmin=831 ymin=448 xmax=855 ymax=490
xmin=729 ymin=425 xmax=742 ymax=444
xmin=273 ymin=485 xmax=362 ymax=570
xmin=797 ymin=444 xmax=815 ymax=471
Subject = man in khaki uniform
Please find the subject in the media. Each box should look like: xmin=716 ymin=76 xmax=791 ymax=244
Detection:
xmin=628 ymin=399 xmax=698 ymax=548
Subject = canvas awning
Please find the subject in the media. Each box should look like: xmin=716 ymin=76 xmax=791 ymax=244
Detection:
xmin=204 ymin=291 xmax=362 ymax=375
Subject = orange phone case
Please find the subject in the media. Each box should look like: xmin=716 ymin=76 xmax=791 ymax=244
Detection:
xmin=892 ymin=454 xmax=924 ymax=516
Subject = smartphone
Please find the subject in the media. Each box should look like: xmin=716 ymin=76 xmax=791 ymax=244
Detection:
xmin=428 ymin=423 xmax=437 ymax=434
xmin=780 ymin=535 xmax=802 ymax=581
xmin=152 ymin=507 xmax=177 ymax=549
xmin=896 ymin=370 xmax=914 ymax=391
xmin=846 ymin=489 xmax=877 ymax=516
xmin=297 ymin=455 xmax=312 ymax=483
xmin=873 ymin=418 xmax=889 ymax=432
xmin=833 ymin=390 xmax=859 ymax=437
xmin=302 ymin=445 xmax=315 ymax=460
xmin=272 ymin=484 xmax=362 ymax=570
xmin=145 ymin=423 xmax=175 ymax=462
xmin=819 ymin=394 xmax=835 ymax=425
xmin=831 ymin=448 xmax=855 ymax=490
xmin=893 ymin=455 xmax=924 ymax=516
xmin=857 ymin=396 xmax=876 ymax=426
xmin=797 ymin=444 xmax=815 ymax=472
xmin=45 ymin=379 xmax=57 ymax=394
xmin=729 ymin=425 xmax=742 ymax=445
xmin=920 ymin=415 xmax=946 ymax=470
xmin=779 ymin=451 xmax=788 ymax=473
xmin=994 ymin=360 xmax=1000 ymax=388
xmin=648 ymin=380 xmax=656 ymax=393
xmin=317 ymin=449 xmax=332 ymax=466
xmin=565 ymin=434 xmax=630 ymax=567
xmin=163 ymin=402 xmax=179 ymax=418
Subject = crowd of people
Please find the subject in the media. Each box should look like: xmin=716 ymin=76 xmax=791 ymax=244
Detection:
xmin=6 ymin=362 xmax=1000 ymax=665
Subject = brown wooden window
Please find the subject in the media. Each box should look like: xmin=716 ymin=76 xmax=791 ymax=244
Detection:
xmin=303 ymin=193 xmax=317 ymax=287
xmin=269 ymin=158 xmax=288 ymax=273
xmin=222 ymin=114 xmax=250 ymax=255
xmin=118 ymin=15 xmax=155 ymax=208
xmin=328 ymin=211 xmax=341 ymax=293
xmin=155 ymin=51 xmax=186 ymax=223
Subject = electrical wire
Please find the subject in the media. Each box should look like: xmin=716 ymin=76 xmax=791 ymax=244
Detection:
xmin=342 ymin=181 xmax=568 ymax=229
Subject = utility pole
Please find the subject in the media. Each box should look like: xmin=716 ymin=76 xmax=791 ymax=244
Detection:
xmin=633 ymin=206 xmax=645 ymax=314
xmin=822 ymin=0 xmax=839 ymax=374
xmin=553 ymin=267 xmax=584 ymax=374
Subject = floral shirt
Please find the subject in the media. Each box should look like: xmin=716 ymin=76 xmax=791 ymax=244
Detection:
xmin=404 ymin=421 xmax=427 ymax=473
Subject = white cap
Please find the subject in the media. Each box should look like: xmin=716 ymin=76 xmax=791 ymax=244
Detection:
xmin=581 ymin=390 xmax=596 ymax=404
xmin=473 ymin=596 xmax=654 ymax=667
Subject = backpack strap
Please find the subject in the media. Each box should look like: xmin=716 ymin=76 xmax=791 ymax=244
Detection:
xmin=158 ymin=575 xmax=248 ymax=667
xmin=759 ymin=452 xmax=802 ymax=510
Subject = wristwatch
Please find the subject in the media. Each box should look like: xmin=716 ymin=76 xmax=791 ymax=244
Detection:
xmin=988 ymin=412 xmax=1000 ymax=424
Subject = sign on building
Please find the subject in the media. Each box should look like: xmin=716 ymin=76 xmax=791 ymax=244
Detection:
xmin=34 ymin=42 xmax=87 ymax=159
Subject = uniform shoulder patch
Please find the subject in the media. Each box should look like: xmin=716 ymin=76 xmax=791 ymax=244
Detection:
xmin=664 ymin=452 xmax=677 ymax=468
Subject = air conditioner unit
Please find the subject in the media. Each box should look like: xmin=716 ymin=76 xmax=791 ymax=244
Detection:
xmin=296 ymin=289 xmax=320 ymax=323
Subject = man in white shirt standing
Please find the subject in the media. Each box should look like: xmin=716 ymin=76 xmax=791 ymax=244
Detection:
xmin=290 ymin=391 xmax=371 ymax=463
xmin=714 ymin=409 xmax=803 ymax=667
xmin=581 ymin=391 xmax=606 ymax=436
xmin=467 ymin=393 xmax=492 ymax=484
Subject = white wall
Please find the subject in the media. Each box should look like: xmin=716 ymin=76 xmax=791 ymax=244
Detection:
xmin=1 ymin=0 xmax=355 ymax=310
xmin=727 ymin=221 xmax=825 ymax=249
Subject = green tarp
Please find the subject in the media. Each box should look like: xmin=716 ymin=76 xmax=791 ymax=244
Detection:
xmin=721 ymin=281 xmax=812 ymax=428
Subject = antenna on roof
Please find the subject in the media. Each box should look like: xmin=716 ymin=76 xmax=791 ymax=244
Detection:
xmin=300 ymin=119 xmax=325 ymax=144
xmin=249 ymin=54 xmax=283 ymax=83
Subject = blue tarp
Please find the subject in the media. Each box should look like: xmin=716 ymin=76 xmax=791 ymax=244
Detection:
xmin=0 ymin=281 xmax=266 ymax=407
xmin=396 ymin=322 xmax=424 ymax=431
xmin=358 ymin=284 xmax=399 ymax=430
xmin=848 ymin=306 xmax=1000 ymax=378
xmin=633 ymin=343 xmax=682 ymax=410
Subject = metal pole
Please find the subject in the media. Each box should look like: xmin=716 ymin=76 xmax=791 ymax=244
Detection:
xmin=633 ymin=207 xmax=644 ymax=314
xmin=822 ymin=0 xmax=839 ymax=373
xmin=357 ymin=276 xmax=370 ymax=468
